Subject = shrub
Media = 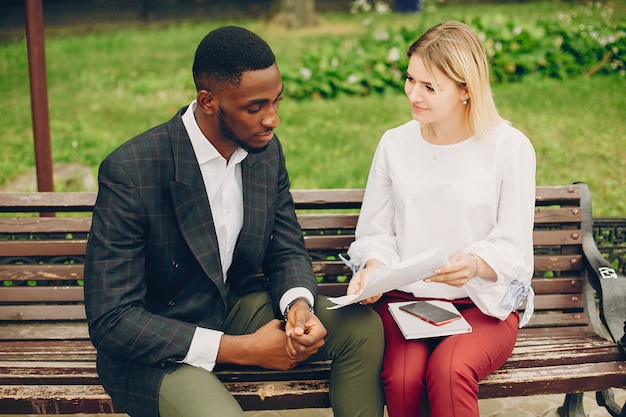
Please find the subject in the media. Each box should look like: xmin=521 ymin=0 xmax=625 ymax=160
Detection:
xmin=281 ymin=1 xmax=625 ymax=99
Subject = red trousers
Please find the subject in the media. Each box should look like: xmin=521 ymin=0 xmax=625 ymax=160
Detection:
xmin=375 ymin=292 xmax=519 ymax=417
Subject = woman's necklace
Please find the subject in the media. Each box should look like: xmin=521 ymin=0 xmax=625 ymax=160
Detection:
xmin=429 ymin=143 xmax=455 ymax=159
xmin=424 ymin=127 xmax=471 ymax=160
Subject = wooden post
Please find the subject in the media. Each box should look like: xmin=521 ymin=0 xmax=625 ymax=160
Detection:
xmin=25 ymin=0 xmax=54 ymax=193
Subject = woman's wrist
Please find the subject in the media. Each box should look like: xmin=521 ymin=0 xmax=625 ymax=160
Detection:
xmin=468 ymin=253 xmax=480 ymax=279
xmin=364 ymin=258 xmax=385 ymax=269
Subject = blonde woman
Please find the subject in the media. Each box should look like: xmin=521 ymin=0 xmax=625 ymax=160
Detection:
xmin=346 ymin=21 xmax=536 ymax=417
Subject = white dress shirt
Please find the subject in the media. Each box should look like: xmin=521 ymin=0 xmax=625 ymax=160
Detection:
xmin=180 ymin=100 xmax=246 ymax=371
xmin=347 ymin=119 xmax=536 ymax=326
xmin=180 ymin=100 xmax=313 ymax=371
xmin=185 ymin=101 xmax=247 ymax=282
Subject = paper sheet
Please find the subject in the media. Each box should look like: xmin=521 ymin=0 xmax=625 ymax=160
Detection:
xmin=327 ymin=248 xmax=448 ymax=309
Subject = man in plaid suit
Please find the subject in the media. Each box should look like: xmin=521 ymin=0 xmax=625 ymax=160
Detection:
xmin=84 ymin=26 xmax=384 ymax=417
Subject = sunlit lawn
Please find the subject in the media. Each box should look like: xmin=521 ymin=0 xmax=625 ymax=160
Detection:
xmin=0 ymin=1 xmax=624 ymax=215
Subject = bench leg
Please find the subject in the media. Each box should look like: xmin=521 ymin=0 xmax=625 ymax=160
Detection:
xmin=596 ymin=389 xmax=626 ymax=417
xmin=558 ymin=393 xmax=585 ymax=417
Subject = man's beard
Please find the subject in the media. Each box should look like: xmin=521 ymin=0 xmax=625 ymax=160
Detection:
xmin=219 ymin=107 xmax=270 ymax=154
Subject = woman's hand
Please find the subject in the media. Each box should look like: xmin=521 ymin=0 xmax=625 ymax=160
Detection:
xmin=347 ymin=259 xmax=384 ymax=305
xmin=425 ymin=252 xmax=494 ymax=287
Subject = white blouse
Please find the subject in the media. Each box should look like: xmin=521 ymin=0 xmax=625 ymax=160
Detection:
xmin=347 ymin=120 xmax=537 ymax=326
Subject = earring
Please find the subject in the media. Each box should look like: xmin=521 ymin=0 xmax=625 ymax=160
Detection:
xmin=462 ymin=99 xmax=468 ymax=105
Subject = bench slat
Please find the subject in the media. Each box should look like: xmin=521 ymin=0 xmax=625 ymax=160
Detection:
xmin=0 ymin=288 xmax=581 ymax=319
xmin=0 ymin=264 xmax=84 ymax=281
xmin=0 ymin=240 xmax=87 ymax=257
xmin=533 ymin=229 xmax=582 ymax=246
xmin=292 ymin=189 xmax=364 ymax=209
xmin=0 ymin=186 xmax=582 ymax=212
xmin=1 ymin=358 xmax=621 ymax=415
xmin=0 ymin=340 xmax=95 ymax=361
xmin=0 ymin=362 xmax=622 ymax=413
xmin=303 ymin=235 xmax=355 ymax=251
xmin=0 ymin=217 xmax=91 ymax=234
xmin=0 ymin=206 xmax=582 ymax=231
xmin=0 ymin=252 xmax=583 ymax=271
xmin=297 ymin=213 xmax=358 ymax=230
xmin=531 ymin=277 xmax=582 ymax=294
xmin=318 ymin=283 xmax=351 ymax=297
xmin=534 ymin=185 xmax=580 ymax=204
xmin=515 ymin=329 xmax=599 ymax=346
xmin=0 ymin=361 xmax=101 ymax=384
xmin=534 ymin=254 xmax=583 ymax=272
xmin=532 ymin=293 xmax=583 ymax=311
xmin=533 ymin=207 xmax=582 ymax=224
xmin=521 ymin=312 xmax=587 ymax=328
xmin=0 ymin=305 xmax=86 ymax=321
xmin=0 ymin=286 xmax=84 ymax=302
xmin=503 ymin=340 xmax=621 ymax=368
xmin=0 ymin=209 xmax=584 ymax=232
xmin=3 ymin=333 xmax=617 ymax=379
xmin=0 ymin=382 xmax=330 ymax=413
xmin=479 ymin=361 xmax=625 ymax=398
xmin=311 ymin=261 xmax=351 ymax=277
xmin=0 ymin=323 xmax=89 ymax=341
xmin=2 ymin=339 xmax=620 ymax=386
xmin=0 ymin=192 xmax=96 ymax=212
xmin=0 ymin=302 xmax=580 ymax=324
xmin=0 ymin=273 xmax=585 ymax=295
xmin=0 ymin=385 xmax=118 ymax=414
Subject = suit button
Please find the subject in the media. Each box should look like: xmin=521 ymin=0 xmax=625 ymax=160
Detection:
xmin=171 ymin=260 xmax=179 ymax=269
xmin=168 ymin=301 xmax=175 ymax=306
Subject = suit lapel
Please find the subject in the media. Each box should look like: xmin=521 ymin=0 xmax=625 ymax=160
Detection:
xmin=168 ymin=114 xmax=225 ymax=291
xmin=229 ymin=153 xmax=268 ymax=278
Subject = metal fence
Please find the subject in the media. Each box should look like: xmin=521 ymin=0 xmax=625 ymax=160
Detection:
xmin=594 ymin=218 xmax=626 ymax=274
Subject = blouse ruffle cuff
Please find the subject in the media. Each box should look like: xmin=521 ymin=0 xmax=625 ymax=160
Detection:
xmin=339 ymin=253 xmax=359 ymax=274
xmin=499 ymin=279 xmax=534 ymax=328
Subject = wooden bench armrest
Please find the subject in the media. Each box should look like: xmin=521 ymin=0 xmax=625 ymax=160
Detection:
xmin=578 ymin=182 xmax=626 ymax=352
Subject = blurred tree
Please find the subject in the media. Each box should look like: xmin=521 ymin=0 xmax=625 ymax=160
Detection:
xmin=272 ymin=0 xmax=317 ymax=28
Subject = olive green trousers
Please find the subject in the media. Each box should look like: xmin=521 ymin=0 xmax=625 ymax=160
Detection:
xmin=158 ymin=291 xmax=384 ymax=417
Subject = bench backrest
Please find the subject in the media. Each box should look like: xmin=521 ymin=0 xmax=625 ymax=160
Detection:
xmin=0 ymin=185 xmax=591 ymax=343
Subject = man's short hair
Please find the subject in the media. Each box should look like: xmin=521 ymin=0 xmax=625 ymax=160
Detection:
xmin=192 ymin=26 xmax=276 ymax=90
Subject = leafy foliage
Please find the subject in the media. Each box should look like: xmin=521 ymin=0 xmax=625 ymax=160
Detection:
xmin=281 ymin=1 xmax=625 ymax=99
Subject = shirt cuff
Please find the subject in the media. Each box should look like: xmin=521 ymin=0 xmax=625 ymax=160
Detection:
xmin=182 ymin=327 xmax=223 ymax=372
xmin=279 ymin=287 xmax=315 ymax=316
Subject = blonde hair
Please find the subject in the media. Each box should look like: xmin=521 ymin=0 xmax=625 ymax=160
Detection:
xmin=407 ymin=21 xmax=503 ymax=138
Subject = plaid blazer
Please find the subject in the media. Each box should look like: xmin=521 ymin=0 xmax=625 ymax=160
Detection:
xmin=84 ymin=107 xmax=317 ymax=417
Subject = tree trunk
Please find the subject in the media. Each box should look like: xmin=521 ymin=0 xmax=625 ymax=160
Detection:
xmin=272 ymin=0 xmax=317 ymax=28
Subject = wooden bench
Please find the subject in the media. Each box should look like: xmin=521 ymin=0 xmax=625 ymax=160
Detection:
xmin=1 ymin=184 xmax=625 ymax=416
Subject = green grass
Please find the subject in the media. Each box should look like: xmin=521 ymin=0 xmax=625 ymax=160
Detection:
xmin=0 ymin=1 xmax=625 ymax=216
xmin=277 ymin=75 xmax=626 ymax=217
